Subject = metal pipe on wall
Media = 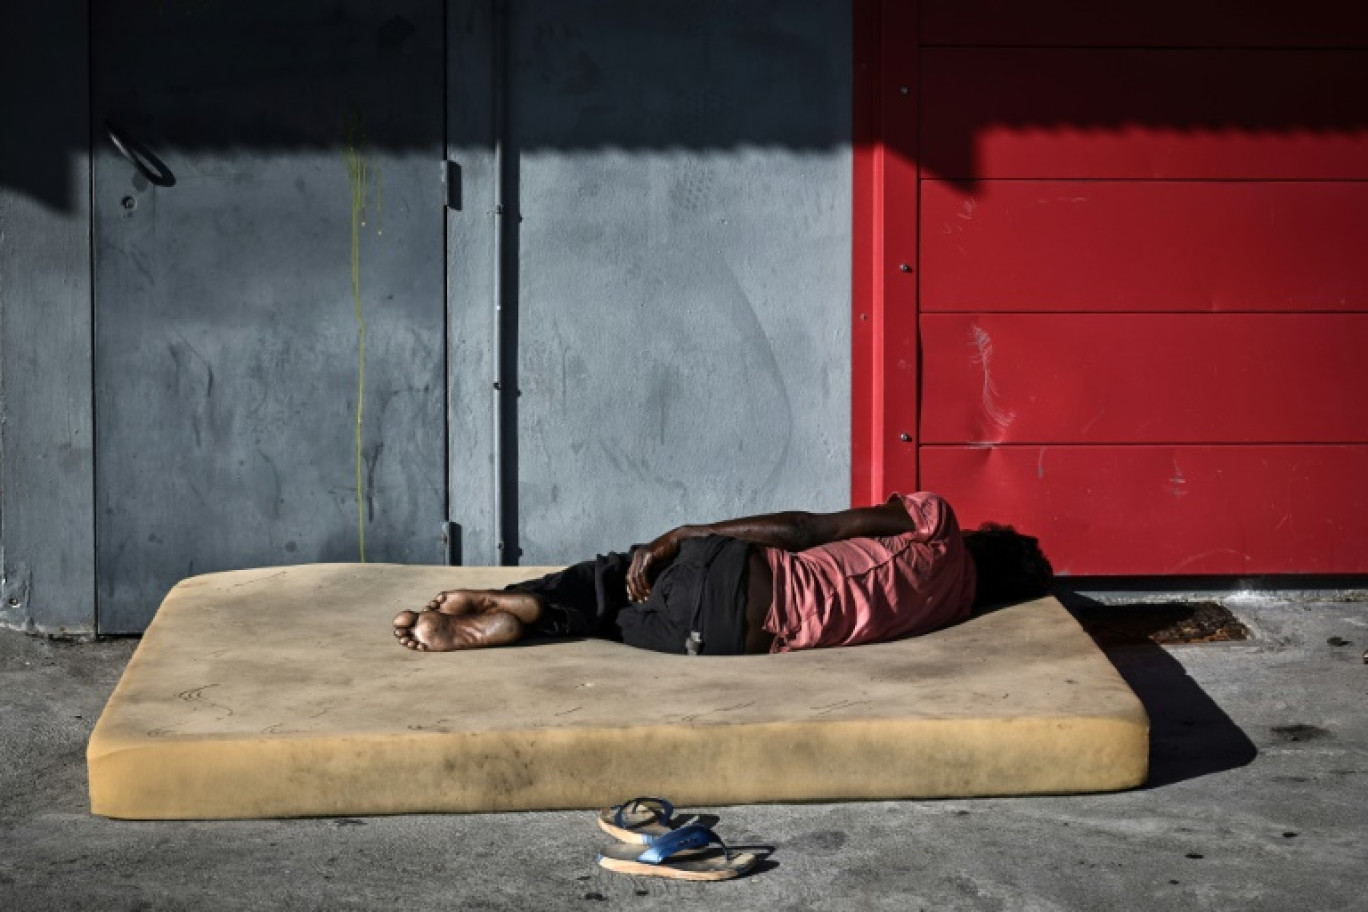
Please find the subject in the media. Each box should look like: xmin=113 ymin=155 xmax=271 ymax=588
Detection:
xmin=490 ymin=0 xmax=518 ymax=565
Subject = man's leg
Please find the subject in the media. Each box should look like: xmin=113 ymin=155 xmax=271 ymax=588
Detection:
xmin=505 ymin=552 xmax=633 ymax=638
xmin=393 ymin=552 xmax=634 ymax=652
xmin=393 ymin=543 xmax=774 ymax=654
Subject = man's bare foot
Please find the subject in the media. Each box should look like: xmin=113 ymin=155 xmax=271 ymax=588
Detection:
xmin=392 ymin=588 xmax=545 ymax=651
xmin=410 ymin=588 xmax=546 ymax=624
xmin=414 ymin=588 xmax=484 ymax=617
xmin=392 ymin=609 xmax=524 ymax=651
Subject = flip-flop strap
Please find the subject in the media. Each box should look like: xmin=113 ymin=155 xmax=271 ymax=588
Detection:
xmin=638 ymin=825 xmax=731 ymax=865
xmin=612 ymin=796 xmax=674 ymax=830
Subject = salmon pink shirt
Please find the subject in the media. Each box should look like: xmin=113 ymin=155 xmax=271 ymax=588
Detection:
xmin=761 ymin=492 xmax=976 ymax=653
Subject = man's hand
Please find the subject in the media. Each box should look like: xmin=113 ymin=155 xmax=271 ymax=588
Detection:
xmin=626 ymin=528 xmax=685 ymax=602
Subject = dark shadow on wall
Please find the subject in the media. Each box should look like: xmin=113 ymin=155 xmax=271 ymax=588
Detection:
xmin=918 ymin=45 xmax=1368 ymax=193
xmin=17 ymin=2 xmax=1368 ymax=212
xmin=1 ymin=4 xmax=90 ymax=213
xmin=6 ymin=0 xmax=854 ymax=213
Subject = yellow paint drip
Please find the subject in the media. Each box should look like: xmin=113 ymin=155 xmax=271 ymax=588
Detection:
xmin=344 ymin=116 xmax=383 ymax=562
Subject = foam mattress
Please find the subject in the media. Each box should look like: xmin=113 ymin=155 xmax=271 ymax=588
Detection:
xmin=88 ymin=563 xmax=1148 ymax=818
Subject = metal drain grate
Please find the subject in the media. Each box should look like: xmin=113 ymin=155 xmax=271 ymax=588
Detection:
xmin=1071 ymin=601 xmax=1250 ymax=646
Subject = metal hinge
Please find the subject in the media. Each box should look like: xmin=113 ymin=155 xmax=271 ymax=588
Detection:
xmin=443 ymin=161 xmax=462 ymax=211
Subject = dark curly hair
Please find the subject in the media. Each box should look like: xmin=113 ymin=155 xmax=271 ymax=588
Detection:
xmin=963 ymin=522 xmax=1054 ymax=609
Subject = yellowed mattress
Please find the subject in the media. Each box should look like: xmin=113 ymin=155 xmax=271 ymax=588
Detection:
xmin=88 ymin=563 xmax=1148 ymax=819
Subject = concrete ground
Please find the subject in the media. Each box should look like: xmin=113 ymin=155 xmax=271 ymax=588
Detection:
xmin=1 ymin=599 xmax=1364 ymax=911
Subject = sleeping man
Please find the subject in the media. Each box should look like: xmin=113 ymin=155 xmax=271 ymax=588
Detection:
xmin=392 ymin=492 xmax=1053 ymax=656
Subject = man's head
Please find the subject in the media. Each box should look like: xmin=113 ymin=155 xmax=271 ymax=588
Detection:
xmin=962 ymin=523 xmax=1054 ymax=609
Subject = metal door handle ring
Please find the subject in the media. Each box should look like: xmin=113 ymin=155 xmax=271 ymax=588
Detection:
xmin=105 ymin=122 xmax=176 ymax=188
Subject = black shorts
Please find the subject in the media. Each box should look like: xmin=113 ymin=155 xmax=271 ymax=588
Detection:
xmin=507 ymin=535 xmax=752 ymax=655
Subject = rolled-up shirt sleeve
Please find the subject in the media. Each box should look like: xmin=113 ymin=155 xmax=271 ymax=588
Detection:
xmin=887 ymin=491 xmax=960 ymax=544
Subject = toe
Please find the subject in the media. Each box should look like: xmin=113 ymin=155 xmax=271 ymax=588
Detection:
xmin=393 ymin=609 xmax=419 ymax=629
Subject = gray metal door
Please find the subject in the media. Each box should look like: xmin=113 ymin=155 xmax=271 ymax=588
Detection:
xmin=92 ymin=1 xmax=447 ymax=632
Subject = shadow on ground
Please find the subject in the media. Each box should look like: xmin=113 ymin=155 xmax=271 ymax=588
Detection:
xmin=1060 ymin=595 xmax=1259 ymax=788
xmin=1108 ymin=643 xmax=1259 ymax=788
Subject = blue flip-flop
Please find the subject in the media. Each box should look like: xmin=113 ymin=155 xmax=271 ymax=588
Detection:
xmin=596 ymin=796 xmax=676 ymax=845
xmin=598 ymin=825 xmax=758 ymax=881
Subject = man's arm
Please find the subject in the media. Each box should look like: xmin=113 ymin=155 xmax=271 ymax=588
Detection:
xmin=685 ymin=502 xmax=917 ymax=551
xmin=625 ymin=501 xmax=917 ymax=602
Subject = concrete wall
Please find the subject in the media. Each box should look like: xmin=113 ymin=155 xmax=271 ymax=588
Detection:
xmin=448 ymin=0 xmax=853 ymax=564
xmin=0 ymin=3 xmax=96 ymax=635
xmin=1 ymin=0 xmax=853 ymax=632
xmin=88 ymin=0 xmax=450 ymax=633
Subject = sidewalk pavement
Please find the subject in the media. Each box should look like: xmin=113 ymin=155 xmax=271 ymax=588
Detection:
xmin=1 ymin=599 xmax=1364 ymax=911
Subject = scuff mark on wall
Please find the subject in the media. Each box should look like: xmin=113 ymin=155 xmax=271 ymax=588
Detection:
xmin=969 ymin=324 xmax=1015 ymax=434
xmin=0 ymin=563 xmax=34 ymax=631
xmin=1079 ymin=407 xmax=1107 ymax=436
xmin=344 ymin=113 xmax=382 ymax=561
xmin=1169 ymin=456 xmax=1190 ymax=497
xmin=364 ymin=441 xmax=384 ymax=527
xmin=1174 ymin=549 xmax=1251 ymax=572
